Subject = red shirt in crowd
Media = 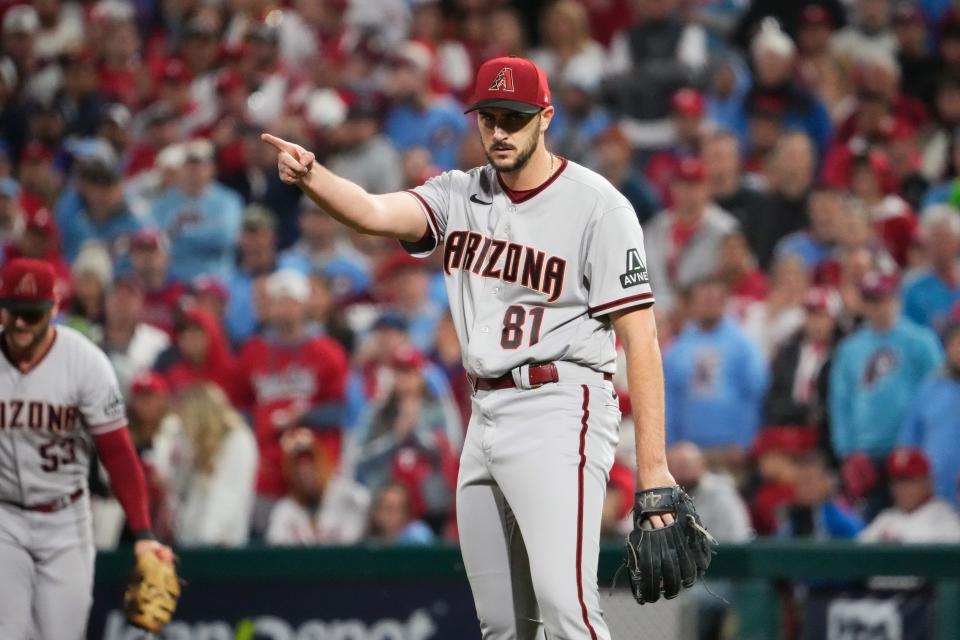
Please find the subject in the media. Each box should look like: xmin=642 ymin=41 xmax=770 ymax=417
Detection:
xmin=236 ymin=334 xmax=349 ymax=498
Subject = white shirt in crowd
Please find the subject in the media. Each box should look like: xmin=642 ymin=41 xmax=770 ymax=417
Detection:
xmin=266 ymin=476 xmax=371 ymax=546
xmin=171 ymin=425 xmax=259 ymax=547
xmin=859 ymin=499 xmax=960 ymax=544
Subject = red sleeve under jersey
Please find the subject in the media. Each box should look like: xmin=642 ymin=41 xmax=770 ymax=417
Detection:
xmin=93 ymin=427 xmax=152 ymax=534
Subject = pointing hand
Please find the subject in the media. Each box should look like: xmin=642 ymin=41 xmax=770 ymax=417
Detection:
xmin=261 ymin=133 xmax=316 ymax=184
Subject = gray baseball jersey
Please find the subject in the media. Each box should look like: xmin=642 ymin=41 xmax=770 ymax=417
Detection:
xmin=0 ymin=325 xmax=126 ymax=505
xmin=403 ymin=158 xmax=655 ymax=378
xmin=0 ymin=325 xmax=126 ymax=640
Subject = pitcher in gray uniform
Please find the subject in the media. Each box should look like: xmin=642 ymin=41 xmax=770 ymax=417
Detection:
xmin=0 ymin=258 xmax=174 ymax=640
xmin=263 ymin=56 xmax=678 ymax=640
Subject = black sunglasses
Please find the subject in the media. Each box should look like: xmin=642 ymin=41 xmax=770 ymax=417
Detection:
xmin=8 ymin=308 xmax=47 ymax=324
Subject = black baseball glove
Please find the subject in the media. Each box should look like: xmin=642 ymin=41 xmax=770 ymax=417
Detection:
xmin=623 ymin=485 xmax=717 ymax=604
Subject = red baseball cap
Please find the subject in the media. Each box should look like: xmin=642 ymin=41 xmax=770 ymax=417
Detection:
xmin=0 ymin=258 xmax=57 ymax=312
xmin=674 ymin=157 xmax=707 ymax=182
xmin=130 ymin=227 xmax=167 ymax=252
xmin=860 ymin=270 xmax=899 ymax=301
xmin=391 ymin=347 xmax=427 ymax=371
xmin=130 ymin=371 xmax=169 ymax=396
xmin=887 ymin=448 xmax=930 ymax=479
xmin=803 ymin=287 xmax=841 ymax=317
xmin=799 ymin=5 xmax=833 ymax=27
xmin=465 ymin=56 xmax=551 ymax=115
xmin=671 ymin=88 xmax=705 ymax=117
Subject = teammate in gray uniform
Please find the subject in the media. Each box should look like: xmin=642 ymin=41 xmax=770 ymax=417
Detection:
xmin=0 ymin=258 xmax=174 ymax=640
xmin=263 ymin=56 xmax=676 ymax=639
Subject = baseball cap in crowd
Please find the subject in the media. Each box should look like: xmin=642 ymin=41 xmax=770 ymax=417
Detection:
xmin=860 ymin=271 xmax=899 ymax=301
xmin=103 ymin=103 xmax=131 ymax=128
xmin=376 ymin=250 xmax=426 ymax=283
xmin=26 ymin=209 xmax=56 ymax=239
xmin=191 ymin=274 xmax=230 ymax=303
xmin=242 ymin=204 xmax=276 ymax=231
xmin=886 ymin=448 xmax=930 ymax=480
xmin=391 ymin=347 xmax=427 ymax=371
xmin=21 ymin=142 xmax=53 ymax=164
xmin=265 ymin=269 xmax=310 ymax=303
xmin=803 ymin=287 xmax=841 ymax=317
xmin=3 ymin=5 xmax=38 ymax=34
xmin=130 ymin=371 xmax=170 ymax=396
xmin=0 ymin=258 xmax=57 ymax=313
xmin=371 ymin=311 xmax=408 ymax=333
xmin=130 ymin=228 xmax=168 ymax=252
xmin=184 ymin=139 xmax=214 ymax=163
xmin=78 ymin=159 xmax=120 ymax=186
xmin=464 ymin=56 xmax=551 ymax=115
xmin=674 ymin=157 xmax=707 ymax=182
xmin=671 ymin=88 xmax=705 ymax=118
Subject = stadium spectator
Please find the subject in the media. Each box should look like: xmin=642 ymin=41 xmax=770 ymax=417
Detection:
xmin=3 ymin=208 xmax=70 ymax=285
xmin=150 ymin=138 xmax=243 ymax=282
xmin=830 ymin=271 xmax=943 ymax=517
xmin=383 ymin=41 xmax=466 ymax=172
xmin=528 ymin=0 xmax=606 ymax=81
xmin=664 ymin=277 xmax=768 ymax=472
xmin=667 ymin=441 xmax=751 ymax=640
xmin=327 ymin=104 xmax=403 ymax=196
xmin=593 ymin=126 xmax=660 ymax=225
xmin=236 ymin=269 xmax=349 ymax=533
xmin=366 ymin=482 xmax=436 ymax=545
xmin=644 ymin=157 xmax=739 ymax=313
xmin=351 ymin=347 xmax=459 ymax=531
xmin=154 ymin=307 xmax=237 ymax=399
xmin=717 ymin=231 xmax=768 ymax=319
xmin=61 ymin=241 xmax=112 ymax=339
xmin=764 ymin=287 xmax=841 ymax=441
xmin=606 ymin=0 xmax=707 ymax=121
xmin=901 ymin=205 xmax=960 ymax=333
xmin=740 ymin=254 xmax=810 ymax=359
xmin=777 ymin=451 xmax=863 ymax=539
xmin=899 ymin=321 xmax=960 ymax=507
xmin=849 ymin=151 xmax=917 ymax=267
xmin=756 ymin=132 xmax=818 ymax=269
xmin=56 ymin=158 xmax=141 ymax=265
xmin=795 ymin=5 xmax=846 ymax=117
xmin=168 ymin=384 xmax=258 ymax=547
xmin=750 ymin=427 xmax=813 ymax=536
xmin=920 ymin=73 xmax=960 ymax=182
xmin=266 ymin=428 xmax=370 ymax=545
xmin=830 ymin=0 xmax=897 ymax=61
xmin=859 ymin=448 xmax=960 ymax=542
xmin=703 ymin=130 xmax=772 ymax=263
xmin=737 ymin=21 xmax=832 ymax=155
xmin=645 ymin=89 xmax=708 ymax=203
xmin=775 ymin=186 xmax=846 ymax=272
xmin=101 ymin=276 xmax=169 ymax=394
xmin=225 ymin=205 xmax=287 ymax=344
xmin=893 ymin=4 xmax=939 ymax=112
xmin=545 ymin=57 xmax=611 ymax=167
xmin=128 ymin=228 xmax=184 ymax=336
xmin=373 ymin=251 xmax=444 ymax=352
xmin=278 ymin=198 xmax=371 ymax=301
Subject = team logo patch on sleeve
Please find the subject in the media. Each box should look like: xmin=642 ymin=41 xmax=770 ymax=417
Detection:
xmin=619 ymin=249 xmax=649 ymax=288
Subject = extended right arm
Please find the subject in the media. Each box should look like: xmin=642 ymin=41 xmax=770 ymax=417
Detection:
xmin=261 ymin=133 xmax=427 ymax=242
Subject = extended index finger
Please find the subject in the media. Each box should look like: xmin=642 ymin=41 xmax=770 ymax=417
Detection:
xmin=260 ymin=133 xmax=294 ymax=153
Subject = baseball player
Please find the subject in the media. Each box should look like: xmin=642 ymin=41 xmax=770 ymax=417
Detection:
xmin=264 ymin=57 xmax=707 ymax=639
xmin=0 ymin=258 xmax=175 ymax=639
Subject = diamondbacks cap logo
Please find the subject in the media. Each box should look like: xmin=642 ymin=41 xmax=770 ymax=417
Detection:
xmin=489 ymin=67 xmax=515 ymax=93
xmin=15 ymin=272 xmax=37 ymax=297
xmin=619 ymin=248 xmax=649 ymax=288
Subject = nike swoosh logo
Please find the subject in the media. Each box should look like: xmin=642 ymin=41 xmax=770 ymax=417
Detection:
xmin=470 ymin=194 xmax=492 ymax=205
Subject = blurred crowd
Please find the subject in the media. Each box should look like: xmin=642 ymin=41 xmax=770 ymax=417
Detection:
xmin=1 ymin=0 xmax=960 ymax=554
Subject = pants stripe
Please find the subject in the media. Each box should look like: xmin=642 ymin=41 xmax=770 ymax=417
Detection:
xmin=577 ymin=384 xmax=598 ymax=640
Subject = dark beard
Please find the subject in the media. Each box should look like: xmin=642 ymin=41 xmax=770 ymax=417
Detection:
xmin=484 ymin=121 xmax=541 ymax=173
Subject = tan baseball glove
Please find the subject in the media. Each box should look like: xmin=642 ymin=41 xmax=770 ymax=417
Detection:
xmin=123 ymin=551 xmax=181 ymax=633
